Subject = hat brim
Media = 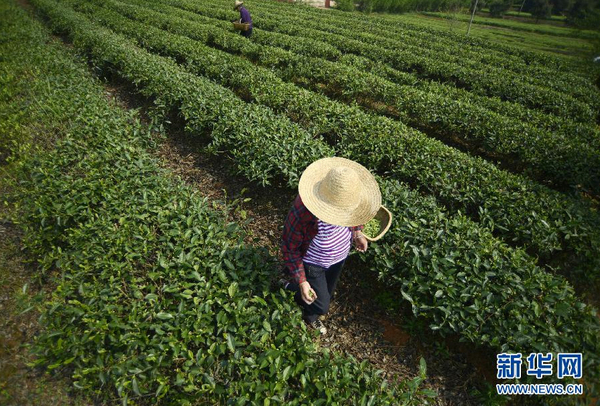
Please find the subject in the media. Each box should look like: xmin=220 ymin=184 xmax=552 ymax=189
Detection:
xmin=299 ymin=157 xmax=381 ymax=227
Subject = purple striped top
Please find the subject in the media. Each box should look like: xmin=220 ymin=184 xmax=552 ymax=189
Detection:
xmin=303 ymin=220 xmax=352 ymax=269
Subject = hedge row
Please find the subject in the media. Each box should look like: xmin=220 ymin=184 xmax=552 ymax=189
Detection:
xmin=75 ymin=0 xmax=600 ymax=287
xmin=110 ymin=0 xmax=600 ymax=195
xmin=199 ymin=0 xmax=599 ymax=121
xmin=5 ymin=1 xmax=431 ymax=403
xmin=369 ymin=10 xmax=593 ymax=72
xmin=348 ymin=0 xmax=580 ymax=72
xmin=336 ymin=53 xmax=600 ymax=145
xmin=33 ymin=0 xmax=600 ymax=398
xmin=158 ymin=0 xmax=599 ymax=142
xmin=263 ymin=10 xmax=598 ymax=120
xmin=82 ymin=7 xmax=337 ymax=188
xmin=149 ymin=0 xmax=600 ymax=189
xmin=248 ymin=0 xmax=598 ymax=105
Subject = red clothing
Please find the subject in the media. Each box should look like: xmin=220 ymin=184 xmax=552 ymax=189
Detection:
xmin=281 ymin=195 xmax=363 ymax=284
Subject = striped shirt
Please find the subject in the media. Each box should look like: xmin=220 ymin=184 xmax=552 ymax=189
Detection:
xmin=303 ymin=220 xmax=352 ymax=269
xmin=281 ymin=195 xmax=363 ymax=284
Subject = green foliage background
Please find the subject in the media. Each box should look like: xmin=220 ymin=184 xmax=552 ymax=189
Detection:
xmin=1 ymin=0 xmax=434 ymax=403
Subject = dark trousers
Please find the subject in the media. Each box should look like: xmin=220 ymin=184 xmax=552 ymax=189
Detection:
xmin=287 ymin=260 xmax=345 ymax=323
xmin=241 ymin=28 xmax=252 ymax=38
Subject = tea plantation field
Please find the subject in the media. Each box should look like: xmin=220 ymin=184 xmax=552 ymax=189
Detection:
xmin=2 ymin=0 xmax=600 ymax=403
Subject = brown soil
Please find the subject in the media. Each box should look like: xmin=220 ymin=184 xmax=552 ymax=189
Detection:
xmin=1 ymin=4 xmax=489 ymax=403
xmin=94 ymin=42 xmax=495 ymax=404
xmin=153 ymin=119 xmax=487 ymax=405
xmin=15 ymin=0 xmax=32 ymax=10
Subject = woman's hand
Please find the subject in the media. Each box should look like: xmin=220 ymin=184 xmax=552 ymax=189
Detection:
xmin=300 ymin=281 xmax=317 ymax=304
xmin=354 ymin=232 xmax=368 ymax=253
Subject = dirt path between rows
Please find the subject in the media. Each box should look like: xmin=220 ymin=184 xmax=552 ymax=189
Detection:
xmin=116 ymin=84 xmax=489 ymax=404
xmin=0 ymin=78 xmax=484 ymax=404
xmin=0 ymin=69 xmax=489 ymax=406
xmin=1 ymin=0 xmax=491 ymax=398
xmin=154 ymin=127 xmax=483 ymax=405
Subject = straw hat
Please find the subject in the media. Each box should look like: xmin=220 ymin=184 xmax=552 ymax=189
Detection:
xmin=234 ymin=1 xmax=243 ymax=9
xmin=298 ymin=157 xmax=381 ymax=227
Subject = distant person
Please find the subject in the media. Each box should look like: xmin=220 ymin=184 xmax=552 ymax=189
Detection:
xmin=279 ymin=157 xmax=381 ymax=335
xmin=234 ymin=1 xmax=252 ymax=38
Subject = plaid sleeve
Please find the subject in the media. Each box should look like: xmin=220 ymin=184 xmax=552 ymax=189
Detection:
xmin=281 ymin=196 xmax=307 ymax=285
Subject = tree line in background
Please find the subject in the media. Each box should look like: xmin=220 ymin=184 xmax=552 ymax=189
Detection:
xmin=335 ymin=0 xmax=469 ymax=13
xmin=563 ymin=0 xmax=600 ymax=28
xmin=335 ymin=0 xmax=600 ymax=28
xmin=484 ymin=0 xmax=600 ymax=25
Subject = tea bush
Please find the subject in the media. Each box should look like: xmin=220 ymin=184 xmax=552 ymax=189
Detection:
xmin=5 ymin=1 xmax=433 ymax=403
xmin=27 ymin=0 xmax=600 ymax=400
xmin=68 ymin=0 xmax=600 ymax=286
xmin=87 ymin=0 xmax=600 ymax=195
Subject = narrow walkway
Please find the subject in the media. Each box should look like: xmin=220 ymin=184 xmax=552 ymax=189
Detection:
xmin=129 ymin=88 xmax=488 ymax=404
xmin=154 ymin=119 xmax=486 ymax=406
